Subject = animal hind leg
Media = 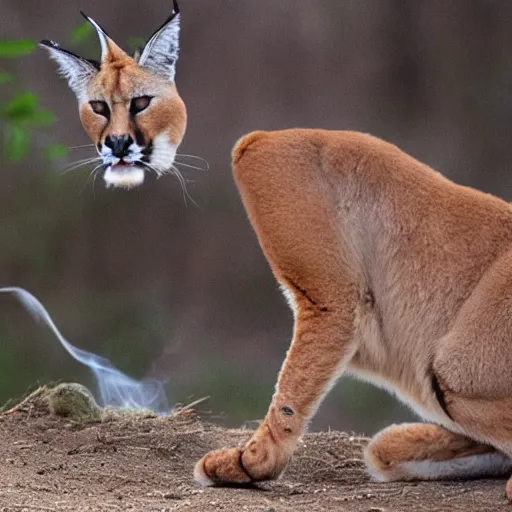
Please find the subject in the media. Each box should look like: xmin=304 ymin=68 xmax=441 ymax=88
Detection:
xmin=365 ymin=423 xmax=511 ymax=483
xmin=433 ymin=248 xmax=512 ymax=498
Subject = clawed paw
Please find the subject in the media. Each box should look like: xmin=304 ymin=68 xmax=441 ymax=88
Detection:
xmin=194 ymin=447 xmax=252 ymax=486
xmin=194 ymin=430 xmax=289 ymax=486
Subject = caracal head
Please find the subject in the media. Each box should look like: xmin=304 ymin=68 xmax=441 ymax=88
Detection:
xmin=40 ymin=0 xmax=187 ymax=189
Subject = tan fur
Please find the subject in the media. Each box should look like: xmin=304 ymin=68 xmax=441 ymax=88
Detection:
xmin=41 ymin=7 xmax=186 ymax=189
xmin=195 ymin=129 xmax=512 ymax=499
xmin=81 ymin=51 xmax=186 ymax=149
xmin=364 ymin=423 xmax=494 ymax=481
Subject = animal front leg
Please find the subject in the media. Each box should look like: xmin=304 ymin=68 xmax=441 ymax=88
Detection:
xmin=195 ymin=295 xmax=358 ymax=485
xmin=195 ymin=130 xmax=362 ymax=485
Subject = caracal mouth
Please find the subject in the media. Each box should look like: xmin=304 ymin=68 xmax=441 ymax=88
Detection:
xmin=103 ymin=161 xmax=145 ymax=190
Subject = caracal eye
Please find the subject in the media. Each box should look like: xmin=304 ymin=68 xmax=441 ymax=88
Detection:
xmin=89 ymin=100 xmax=110 ymax=119
xmin=130 ymin=95 xmax=153 ymax=115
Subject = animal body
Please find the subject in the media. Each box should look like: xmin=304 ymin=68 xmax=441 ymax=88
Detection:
xmin=41 ymin=2 xmax=512 ymax=500
xmin=41 ymin=1 xmax=186 ymax=189
xmin=195 ymin=129 xmax=512 ymax=500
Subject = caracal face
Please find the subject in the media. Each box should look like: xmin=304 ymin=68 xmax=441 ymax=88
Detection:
xmin=40 ymin=0 xmax=186 ymax=189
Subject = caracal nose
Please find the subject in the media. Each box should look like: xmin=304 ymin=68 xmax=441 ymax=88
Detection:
xmin=104 ymin=134 xmax=133 ymax=158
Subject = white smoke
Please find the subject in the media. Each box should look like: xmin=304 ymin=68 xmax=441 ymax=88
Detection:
xmin=0 ymin=287 xmax=170 ymax=413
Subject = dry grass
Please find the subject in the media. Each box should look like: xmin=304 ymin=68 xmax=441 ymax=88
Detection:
xmin=0 ymin=383 xmax=509 ymax=511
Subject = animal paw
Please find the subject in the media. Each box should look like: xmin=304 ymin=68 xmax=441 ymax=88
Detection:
xmin=194 ymin=426 xmax=290 ymax=486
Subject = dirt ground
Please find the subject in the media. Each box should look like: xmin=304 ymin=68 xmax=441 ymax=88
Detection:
xmin=0 ymin=389 xmax=510 ymax=512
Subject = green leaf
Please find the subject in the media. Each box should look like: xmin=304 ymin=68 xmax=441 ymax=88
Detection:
xmin=45 ymin=144 xmax=68 ymax=160
xmin=4 ymin=125 xmax=29 ymax=162
xmin=3 ymin=94 xmax=56 ymax=126
xmin=0 ymin=72 xmax=14 ymax=84
xmin=0 ymin=40 xmax=36 ymax=58
xmin=3 ymin=93 xmax=38 ymax=121
xmin=28 ymin=109 xmax=56 ymax=126
xmin=71 ymin=22 xmax=94 ymax=46
xmin=128 ymin=37 xmax=146 ymax=52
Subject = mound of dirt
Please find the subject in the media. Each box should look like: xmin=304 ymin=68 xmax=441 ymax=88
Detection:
xmin=0 ymin=385 xmax=509 ymax=511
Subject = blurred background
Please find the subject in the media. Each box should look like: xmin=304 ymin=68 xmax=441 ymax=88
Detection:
xmin=1 ymin=0 xmax=511 ymax=434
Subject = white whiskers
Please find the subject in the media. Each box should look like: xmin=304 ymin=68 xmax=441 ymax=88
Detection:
xmin=60 ymin=156 xmax=103 ymax=175
xmin=79 ymin=162 xmax=104 ymax=198
xmin=173 ymin=160 xmax=207 ymax=171
xmin=139 ymin=160 xmax=198 ymax=207
xmin=61 ymin=138 xmax=206 ymax=203
xmin=171 ymin=164 xmax=198 ymax=207
xmin=175 ymin=153 xmax=210 ymax=172
xmin=68 ymin=143 xmax=96 ymax=150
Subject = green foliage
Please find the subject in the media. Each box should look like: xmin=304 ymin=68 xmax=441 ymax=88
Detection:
xmin=4 ymin=92 xmax=55 ymax=126
xmin=0 ymin=21 xmax=99 ymax=164
xmin=3 ymin=92 xmax=37 ymax=120
xmin=0 ymin=72 xmax=14 ymax=84
xmin=128 ymin=37 xmax=146 ymax=53
xmin=45 ymin=144 xmax=69 ymax=161
xmin=3 ymin=124 xmax=29 ymax=162
xmin=4 ymin=93 xmax=37 ymax=121
xmin=71 ymin=22 xmax=94 ymax=46
xmin=1 ymin=93 xmax=58 ymax=162
xmin=0 ymin=39 xmax=36 ymax=58
xmin=0 ymin=34 xmax=70 ymax=163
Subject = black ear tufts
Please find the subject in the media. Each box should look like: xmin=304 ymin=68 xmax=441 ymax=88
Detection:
xmin=80 ymin=12 xmax=111 ymax=38
xmin=39 ymin=39 xmax=100 ymax=70
xmin=173 ymin=0 xmax=180 ymax=15
xmin=39 ymin=39 xmax=59 ymax=49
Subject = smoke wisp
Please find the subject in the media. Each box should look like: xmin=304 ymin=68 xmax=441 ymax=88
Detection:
xmin=0 ymin=287 xmax=170 ymax=414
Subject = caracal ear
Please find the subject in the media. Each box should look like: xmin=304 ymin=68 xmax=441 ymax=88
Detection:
xmin=39 ymin=40 xmax=99 ymax=101
xmin=138 ymin=0 xmax=181 ymax=81
xmin=80 ymin=12 xmax=130 ymax=65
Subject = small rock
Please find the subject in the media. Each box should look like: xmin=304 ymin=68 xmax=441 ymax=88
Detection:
xmin=46 ymin=383 xmax=101 ymax=421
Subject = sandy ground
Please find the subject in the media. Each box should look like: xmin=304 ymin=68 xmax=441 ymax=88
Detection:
xmin=0 ymin=390 xmax=510 ymax=512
